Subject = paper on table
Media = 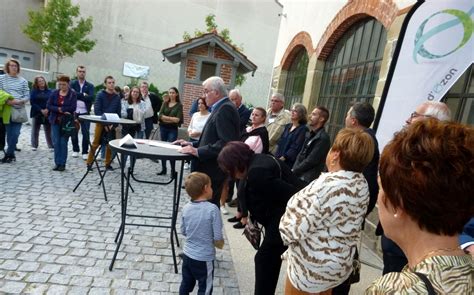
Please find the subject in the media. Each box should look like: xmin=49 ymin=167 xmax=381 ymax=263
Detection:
xmin=148 ymin=140 xmax=181 ymax=150
xmin=119 ymin=134 xmax=137 ymax=148
xmin=101 ymin=113 xmax=121 ymax=121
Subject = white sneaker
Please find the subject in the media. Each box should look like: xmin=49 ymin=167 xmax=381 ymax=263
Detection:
xmin=184 ymin=163 xmax=190 ymax=170
xmin=82 ymin=154 xmax=88 ymax=160
xmin=221 ymin=207 xmax=229 ymax=215
xmin=32 ymin=147 xmax=37 ymax=151
xmin=96 ymin=155 xmax=102 ymax=161
xmin=72 ymin=152 xmax=79 ymax=158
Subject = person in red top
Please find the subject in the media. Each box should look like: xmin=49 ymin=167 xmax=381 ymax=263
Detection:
xmin=47 ymin=75 xmax=77 ymax=171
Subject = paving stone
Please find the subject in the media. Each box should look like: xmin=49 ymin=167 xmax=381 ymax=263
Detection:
xmin=39 ymin=264 xmax=62 ymax=274
xmin=0 ymin=125 xmax=239 ymax=294
xmin=22 ymin=283 xmax=49 ymax=294
xmin=0 ymin=281 xmax=26 ymax=293
xmin=45 ymin=284 xmax=69 ymax=294
xmin=48 ymin=273 xmax=71 ymax=285
xmin=25 ymin=272 xmax=51 ymax=283
xmin=18 ymin=262 xmax=40 ymax=272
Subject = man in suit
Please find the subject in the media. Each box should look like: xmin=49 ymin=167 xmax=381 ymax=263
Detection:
xmin=177 ymin=76 xmax=240 ymax=206
xmin=70 ymin=65 xmax=94 ymax=160
xmin=266 ymin=93 xmax=291 ymax=154
xmin=292 ymin=106 xmax=330 ymax=183
xmin=140 ymin=81 xmax=162 ymax=138
xmin=229 ymin=89 xmax=251 ymax=134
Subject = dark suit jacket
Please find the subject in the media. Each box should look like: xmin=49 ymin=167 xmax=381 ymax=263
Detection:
xmin=70 ymin=80 xmax=94 ymax=114
xmin=195 ymin=98 xmax=240 ymax=204
xmin=292 ymin=127 xmax=330 ymax=183
xmin=238 ymin=104 xmax=251 ymax=134
xmin=149 ymin=92 xmax=162 ymax=124
xmin=239 ymin=154 xmax=306 ymax=223
xmin=460 ymin=218 xmax=474 ymax=247
xmin=363 ymin=128 xmax=379 ymax=216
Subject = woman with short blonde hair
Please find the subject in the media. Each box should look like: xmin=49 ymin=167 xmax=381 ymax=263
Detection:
xmin=280 ymin=128 xmax=374 ymax=294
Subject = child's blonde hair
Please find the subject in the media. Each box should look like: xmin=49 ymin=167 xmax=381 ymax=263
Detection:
xmin=184 ymin=172 xmax=211 ymax=200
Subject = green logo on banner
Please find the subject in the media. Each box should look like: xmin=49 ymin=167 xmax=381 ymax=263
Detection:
xmin=413 ymin=7 xmax=473 ymax=63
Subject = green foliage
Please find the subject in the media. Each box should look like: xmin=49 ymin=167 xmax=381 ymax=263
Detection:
xmin=22 ymin=0 xmax=96 ymax=74
xmin=235 ymin=73 xmax=246 ymax=87
xmin=182 ymin=14 xmax=243 ymax=52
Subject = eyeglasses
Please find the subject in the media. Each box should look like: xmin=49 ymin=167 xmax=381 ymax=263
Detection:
xmin=291 ymin=109 xmax=298 ymax=113
xmin=203 ymin=89 xmax=214 ymax=95
xmin=410 ymin=111 xmax=432 ymax=119
xmin=271 ymin=99 xmax=282 ymax=103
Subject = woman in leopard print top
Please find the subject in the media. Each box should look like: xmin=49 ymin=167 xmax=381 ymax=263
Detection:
xmin=280 ymin=128 xmax=375 ymax=294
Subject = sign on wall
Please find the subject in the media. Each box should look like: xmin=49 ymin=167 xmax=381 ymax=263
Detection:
xmin=123 ymin=62 xmax=150 ymax=78
xmin=374 ymin=0 xmax=473 ymax=149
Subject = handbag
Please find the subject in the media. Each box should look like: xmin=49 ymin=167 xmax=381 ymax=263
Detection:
xmin=347 ymin=248 xmax=361 ymax=284
xmin=60 ymin=113 xmax=76 ymax=137
xmin=242 ymin=217 xmax=263 ymax=250
xmin=11 ymin=105 xmax=28 ymax=123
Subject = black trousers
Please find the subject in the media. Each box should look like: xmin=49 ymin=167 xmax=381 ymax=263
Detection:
xmin=0 ymin=120 xmax=5 ymax=151
xmin=254 ymin=215 xmax=287 ymax=295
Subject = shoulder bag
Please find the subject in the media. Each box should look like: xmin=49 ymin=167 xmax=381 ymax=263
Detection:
xmin=11 ymin=105 xmax=28 ymax=123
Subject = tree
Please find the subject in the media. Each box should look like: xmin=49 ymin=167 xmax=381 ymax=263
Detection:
xmin=23 ymin=0 xmax=96 ymax=75
xmin=183 ymin=14 xmax=246 ymax=86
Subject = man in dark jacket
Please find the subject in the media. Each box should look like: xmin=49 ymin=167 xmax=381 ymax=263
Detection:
xmin=292 ymin=106 xmax=330 ymax=183
xmin=229 ymin=89 xmax=251 ymax=134
xmin=176 ymin=76 xmax=240 ymax=206
xmin=86 ymin=76 xmax=121 ymax=171
xmin=70 ymin=65 xmax=94 ymax=160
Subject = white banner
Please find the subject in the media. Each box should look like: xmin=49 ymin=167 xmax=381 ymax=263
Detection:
xmin=376 ymin=0 xmax=473 ymax=149
xmin=122 ymin=62 xmax=150 ymax=78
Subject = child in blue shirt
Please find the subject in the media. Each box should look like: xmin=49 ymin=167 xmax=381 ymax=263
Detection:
xmin=180 ymin=172 xmax=224 ymax=295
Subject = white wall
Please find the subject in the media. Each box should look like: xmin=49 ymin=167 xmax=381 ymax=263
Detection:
xmin=51 ymin=0 xmax=282 ymax=108
xmin=273 ymin=0 xmax=417 ymax=67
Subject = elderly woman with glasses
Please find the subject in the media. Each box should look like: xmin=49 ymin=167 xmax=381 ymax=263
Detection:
xmin=275 ymin=103 xmax=308 ymax=168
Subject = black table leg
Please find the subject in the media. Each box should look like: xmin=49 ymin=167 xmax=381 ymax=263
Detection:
xmin=110 ymin=153 xmax=130 ymax=271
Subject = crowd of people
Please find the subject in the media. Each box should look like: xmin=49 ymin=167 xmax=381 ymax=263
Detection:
xmin=0 ymin=58 xmax=472 ymax=295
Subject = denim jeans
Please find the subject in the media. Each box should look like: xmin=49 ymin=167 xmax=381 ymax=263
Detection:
xmin=51 ymin=124 xmax=69 ymax=166
xmin=5 ymin=122 xmax=22 ymax=156
xmin=31 ymin=116 xmax=53 ymax=149
xmin=71 ymin=119 xmax=90 ymax=154
xmin=179 ymin=254 xmax=214 ymax=295
xmin=160 ymin=125 xmax=178 ymax=172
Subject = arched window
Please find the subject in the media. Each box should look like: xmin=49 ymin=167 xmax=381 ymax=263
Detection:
xmin=317 ymin=18 xmax=387 ymax=139
xmin=443 ymin=64 xmax=474 ymax=125
xmin=284 ymin=49 xmax=309 ymax=109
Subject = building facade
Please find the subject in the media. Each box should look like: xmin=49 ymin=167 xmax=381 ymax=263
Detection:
xmin=0 ymin=0 xmax=282 ymax=108
xmin=271 ymin=0 xmax=473 ymax=141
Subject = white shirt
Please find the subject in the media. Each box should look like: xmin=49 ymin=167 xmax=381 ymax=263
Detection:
xmin=188 ymin=112 xmax=211 ymax=140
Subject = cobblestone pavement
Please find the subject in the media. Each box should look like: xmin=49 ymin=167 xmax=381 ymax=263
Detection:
xmin=0 ymin=123 xmax=239 ymax=294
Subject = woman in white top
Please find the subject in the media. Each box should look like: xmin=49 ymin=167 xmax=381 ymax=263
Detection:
xmin=279 ymin=128 xmax=374 ymax=294
xmin=187 ymin=97 xmax=210 ymax=141
xmin=121 ymin=86 xmax=146 ymax=138
xmin=187 ymin=97 xmax=210 ymax=172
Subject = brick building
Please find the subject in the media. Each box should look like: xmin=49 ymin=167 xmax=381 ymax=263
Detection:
xmin=162 ymin=33 xmax=257 ymax=126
